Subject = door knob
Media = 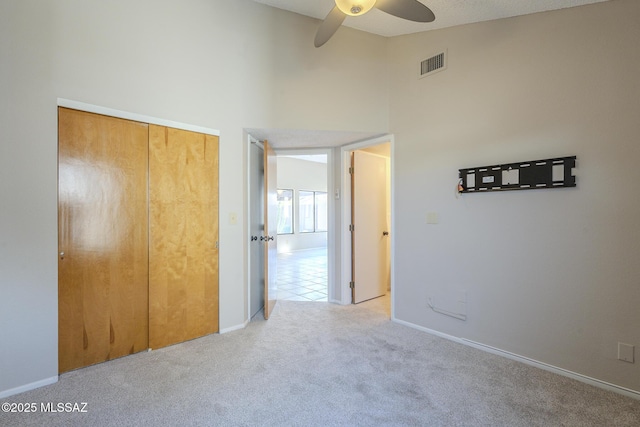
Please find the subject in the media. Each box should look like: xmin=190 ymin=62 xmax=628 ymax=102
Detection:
xmin=59 ymin=251 xmax=65 ymax=259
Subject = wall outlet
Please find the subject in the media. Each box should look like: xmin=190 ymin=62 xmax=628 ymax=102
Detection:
xmin=618 ymin=342 xmax=635 ymax=363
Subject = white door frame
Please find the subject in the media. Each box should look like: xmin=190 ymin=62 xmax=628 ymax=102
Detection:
xmin=245 ymin=132 xmax=262 ymax=326
xmin=244 ymin=133 xmax=394 ymax=320
xmin=339 ymin=135 xmax=395 ymax=316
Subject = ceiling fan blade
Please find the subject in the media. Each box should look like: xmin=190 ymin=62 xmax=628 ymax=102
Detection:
xmin=375 ymin=0 xmax=435 ymax=23
xmin=314 ymin=6 xmax=346 ymax=48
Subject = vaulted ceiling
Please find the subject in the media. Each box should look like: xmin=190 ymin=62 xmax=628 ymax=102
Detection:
xmin=252 ymin=0 xmax=608 ymax=38
xmin=249 ymin=0 xmax=609 ymax=149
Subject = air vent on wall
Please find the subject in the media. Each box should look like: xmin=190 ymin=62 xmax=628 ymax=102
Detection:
xmin=419 ymin=50 xmax=447 ymax=79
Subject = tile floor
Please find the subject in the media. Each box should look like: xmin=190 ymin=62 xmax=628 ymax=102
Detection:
xmin=277 ymin=247 xmax=328 ymax=302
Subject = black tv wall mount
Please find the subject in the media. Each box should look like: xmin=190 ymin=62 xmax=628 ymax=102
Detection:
xmin=458 ymin=156 xmax=576 ymax=193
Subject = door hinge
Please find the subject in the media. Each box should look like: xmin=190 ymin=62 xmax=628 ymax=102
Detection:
xmin=349 ymin=224 xmax=354 ymax=232
xmin=349 ymin=281 xmax=355 ymax=289
xmin=349 ymin=167 xmax=354 ymax=174
xmin=216 ymin=241 xmax=219 ymax=249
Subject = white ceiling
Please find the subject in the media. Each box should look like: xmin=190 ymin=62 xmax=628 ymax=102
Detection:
xmin=252 ymin=0 xmax=608 ymax=38
xmin=280 ymin=154 xmax=328 ymax=164
xmin=248 ymin=0 xmax=608 ymax=149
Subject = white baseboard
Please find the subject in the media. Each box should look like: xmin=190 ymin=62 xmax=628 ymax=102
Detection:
xmin=392 ymin=317 xmax=640 ymax=400
xmin=219 ymin=320 xmax=248 ymax=334
xmin=0 ymin=376 xmax=58 ymax=399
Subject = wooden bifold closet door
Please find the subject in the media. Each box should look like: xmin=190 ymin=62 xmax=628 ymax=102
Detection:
xmin=58 ymin=109 xmax=219 ymax=373
xmin=148 ymin=125 xmax=219 ymax=349
xmin=58 ymin=108 xmax=149 ymax=373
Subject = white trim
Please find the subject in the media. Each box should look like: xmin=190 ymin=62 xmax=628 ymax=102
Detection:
xmin=219 ymin=320 xmax=249 ymax=334
xmin=57 ymin=99 xmax=220 ymax=137
xmin=251 ymin=138 xmax=265 ymax=150
xmin=392 ymin=318 xmax=640 ymax=400
xmin=389 ymin=141 xmax=395 ymax=320
xmin=340 ymin=148 xmax=351 ymax=305
xmin=245 ymin=132 xmax=252 ymax=325
xmin=0 ymin=376 xmax=58 ymax=399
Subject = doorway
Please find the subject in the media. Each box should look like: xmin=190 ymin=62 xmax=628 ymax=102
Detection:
xmin=248 ymin=142 xmax=336 ymax=320
xmin=246 ymin=133 xmax=392 ymax=320
xmin=340 ymin=137 xmax=393 ymax=315
xmin=276 ymin=154 xmax=329 ymax=302
xmin=351 ymin=146 xmax=391 ymax=304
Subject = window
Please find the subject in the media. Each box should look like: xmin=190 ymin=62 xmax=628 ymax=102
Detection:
xmin=298 ymin=190 xmax=327 ymax=233
xmin=298 ymin=190 xmax=315 ymax=233
xmin=276 ymin=189 xmax=293 ymax=234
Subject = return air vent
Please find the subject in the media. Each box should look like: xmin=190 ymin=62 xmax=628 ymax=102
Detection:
xmin=418 ymin=50 xmax=447 ymax=79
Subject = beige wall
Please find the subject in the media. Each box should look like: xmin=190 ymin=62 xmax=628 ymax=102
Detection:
xmin=389 ymin=0 xmax=640 ymax=392
xmin=0 ymin=0 xmax=389 ymax=396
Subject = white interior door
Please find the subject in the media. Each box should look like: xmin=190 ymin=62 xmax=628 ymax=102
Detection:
xmin=264 ymin=140 xmax=278 ymax=319
xmin=249 ymin=142 xmax=265 ymax=319
xmin=352 ymin=150 xmax=388 ymax=303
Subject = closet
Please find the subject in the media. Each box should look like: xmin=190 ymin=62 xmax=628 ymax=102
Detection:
xmin=58 ymin=107 xmax=219 ymax=373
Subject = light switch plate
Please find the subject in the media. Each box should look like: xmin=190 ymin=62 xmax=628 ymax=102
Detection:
xmin=426 ymin=212 xmax=438 ymax=224
xmin=618 ymin=342 xmax=635 ymax=363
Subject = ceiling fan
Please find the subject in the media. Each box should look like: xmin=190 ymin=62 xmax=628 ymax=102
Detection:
xmin=315 ymin=0 xmax=435 ymax=47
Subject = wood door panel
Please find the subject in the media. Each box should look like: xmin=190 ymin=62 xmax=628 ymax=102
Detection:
xmin=58 ymin=107 xmax=149 ymax=373
xmin=204 ymin=133 xmax=219 ymax=336
xmin=149 ymin=126 xmax=219 ymax=349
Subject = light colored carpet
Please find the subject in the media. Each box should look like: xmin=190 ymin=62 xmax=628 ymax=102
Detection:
xmin=2 ymin=296 xmax=639 ymax=426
